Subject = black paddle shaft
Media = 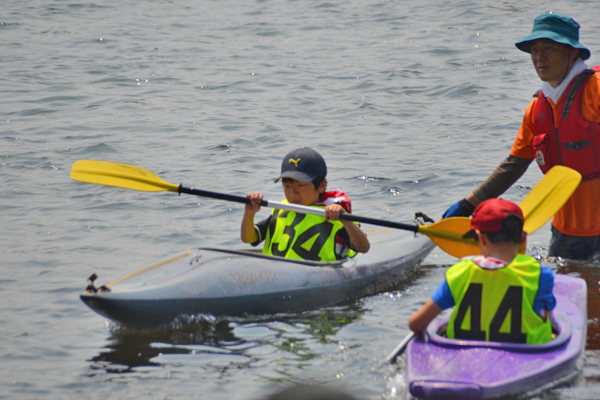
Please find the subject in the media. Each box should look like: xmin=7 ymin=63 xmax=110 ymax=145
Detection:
xmin=179 ymin=185 xmax=257 ymax=205
xmin=178 ymin=185 xmax=419 ymax=233
xmin=341 ymin=213 xmax=419 ymax=232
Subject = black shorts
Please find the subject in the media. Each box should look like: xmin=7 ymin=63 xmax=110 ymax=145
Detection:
xmin=548 ymin=225 xmax=600 ymax=260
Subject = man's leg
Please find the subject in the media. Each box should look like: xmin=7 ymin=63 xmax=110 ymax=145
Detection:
xmin=549 ymin=226 xmax=600 ymax=260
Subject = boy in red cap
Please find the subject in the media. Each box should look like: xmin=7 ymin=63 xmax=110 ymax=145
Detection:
xmin=409 ymin=198 xmax=555 ymax=344
xmin=241 ymin=147 xmax=370 ymax=262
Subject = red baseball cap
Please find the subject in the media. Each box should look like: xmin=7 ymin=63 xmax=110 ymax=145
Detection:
xmin=463 ymin=198 xmax=524 ymax=239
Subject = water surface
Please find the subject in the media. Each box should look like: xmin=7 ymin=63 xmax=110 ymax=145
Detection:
xmin=2 ymin=0 xmax=600 ymax=398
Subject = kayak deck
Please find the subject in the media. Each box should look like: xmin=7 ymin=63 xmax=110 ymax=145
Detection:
xmin=404 ymin=274 xmax=587 ymax=399
xmin=81 ymin=229 xmax=434 ymax=327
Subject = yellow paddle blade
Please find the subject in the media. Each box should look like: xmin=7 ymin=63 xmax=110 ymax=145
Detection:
xmin=70 ymin=160 xmax=180 ymax=192
xmin=419 ymin=217 xmax=479 ymax=258
xmin=436 ymin=166 xmax=581 ymax=258
xmin=520 ymin=166 xmax=581 ymax=234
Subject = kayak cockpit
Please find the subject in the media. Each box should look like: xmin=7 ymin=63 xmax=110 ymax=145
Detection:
xmin=197 ymin=247 xmax=348 ymax=268
xmin=424 ymin=311 xmax=572 ymax=352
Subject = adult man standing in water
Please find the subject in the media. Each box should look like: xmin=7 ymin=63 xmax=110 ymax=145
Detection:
xmin=443 ymin=13 xmax=600 ymax=260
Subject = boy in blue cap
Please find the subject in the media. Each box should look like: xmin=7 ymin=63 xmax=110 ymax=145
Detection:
xmin=443 ymin=13 xmax=600 ymax=260
xmin=241 ymin=147 xmax=370 ymax=261
xmin=411 ymin=199 xmax=556 ymax=344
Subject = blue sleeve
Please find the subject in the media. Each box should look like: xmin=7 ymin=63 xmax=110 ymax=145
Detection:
xmin=532 ymin=266 xmax=556 ymax=314
xmin=431 ymin=279 xmax=455 ymax=310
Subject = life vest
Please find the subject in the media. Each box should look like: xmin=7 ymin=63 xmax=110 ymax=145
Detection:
xmin=446 ymin=254 xmax=552 ymax=344
xmin=317 ymin=191 xmax=352 ymax=213
xmin=262 ymin=194 xmax=357 ymax=261
xmin=533 ymin=68 xmax=600 ymax=181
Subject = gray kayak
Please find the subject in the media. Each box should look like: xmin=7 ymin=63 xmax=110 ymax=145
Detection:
xmin=80 ymin=229 xmax=434 ymax=328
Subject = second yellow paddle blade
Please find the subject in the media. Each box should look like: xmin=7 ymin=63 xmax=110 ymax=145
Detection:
xmin=435 ymin=166 xmax=581 ymax=258
xmin=71 ymin=160 xmax=180 ymax=192
xmin=422 ymin=217 xmax=480 ymax=259
xmin=520 ymin=166 xmax=581 ymax=234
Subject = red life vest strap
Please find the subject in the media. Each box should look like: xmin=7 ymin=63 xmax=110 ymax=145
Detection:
xmin=562 ymin=69 xmax=596 ymax=119
xmin=316 ymin=191 xmax=352 ymax=213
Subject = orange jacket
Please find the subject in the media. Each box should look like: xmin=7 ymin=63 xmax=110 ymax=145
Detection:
xmin=511 ymin=69 xmax=600 ymax=236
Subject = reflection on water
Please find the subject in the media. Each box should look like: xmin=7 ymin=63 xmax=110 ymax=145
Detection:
xmin=90 ymin=319 xmax=241 ymax=372
xmin=555 ymin=260 xmax=600 ymax=351
xmin=551 ymin=258 xmax=600 ymax=396
xmin=89 ymin=306 xmax=365 ymax=374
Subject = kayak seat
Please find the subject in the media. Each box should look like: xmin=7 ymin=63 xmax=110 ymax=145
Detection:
xmin=425 ymin=311 xmax=572 ymax=352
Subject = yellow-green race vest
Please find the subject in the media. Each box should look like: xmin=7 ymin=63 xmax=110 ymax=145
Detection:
xmin=446 ymin=254 xmax=552 ymax=344
xmin=263 ymin=201 xmax=356 ymax=262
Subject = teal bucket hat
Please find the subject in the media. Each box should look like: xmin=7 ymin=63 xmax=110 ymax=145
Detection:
xmin=515 ymin=13 xmax=590 ymax=60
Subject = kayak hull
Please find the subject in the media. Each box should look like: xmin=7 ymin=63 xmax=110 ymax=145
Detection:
xmin=403 ymin=274 xmax=587 ymax=399
xmin=81 ymin=229 xmax=434 ymax=327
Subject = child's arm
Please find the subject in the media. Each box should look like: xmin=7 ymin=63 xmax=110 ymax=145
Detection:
xmin=241 ymin=193 xmax=263 ymax=243
xmin=409 ymin=299 xmax=442 ymax=333
xmin=534 ymin=266 xmax=557 ymax=331
xmin=324 ymin=204 xmax=370 ymax=253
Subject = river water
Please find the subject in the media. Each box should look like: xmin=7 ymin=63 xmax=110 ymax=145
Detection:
xmin=2 ymin=0 xmax=600 ymax=399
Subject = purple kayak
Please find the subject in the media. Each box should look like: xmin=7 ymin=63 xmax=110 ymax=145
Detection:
xmin=403 ymin=274 xmax=587 ymax=399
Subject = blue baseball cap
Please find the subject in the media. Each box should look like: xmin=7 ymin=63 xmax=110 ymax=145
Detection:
xmin=275 ymin=147 xmax=327 ymax=183
xmin=515 ymin=13 xmax=590 ymax=60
